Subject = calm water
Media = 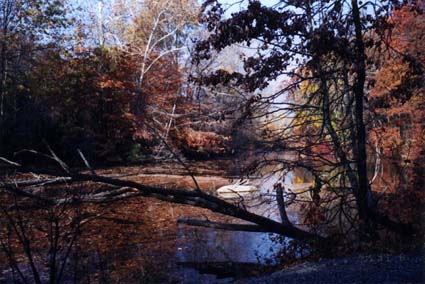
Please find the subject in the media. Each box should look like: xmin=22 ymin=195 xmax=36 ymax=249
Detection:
xmin=0 ymin=169 xmax=310 ymax=284
xmin=173 ymin=170 xmax=306 ymax=283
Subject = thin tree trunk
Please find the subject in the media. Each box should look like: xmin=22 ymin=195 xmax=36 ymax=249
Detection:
xmin=351 ymin=0 xmax=374 ymax=217
xmin=275 ymin=183 xmax=291 ymax=225
xmin=0 ymin=19 xmax=7 ymax=116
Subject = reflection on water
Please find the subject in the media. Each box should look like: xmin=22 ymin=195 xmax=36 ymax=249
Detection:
xmin=173 ymin=169 xmax=307 ymax=283
xmin=176 ymin=228 xmax=280 ymax=263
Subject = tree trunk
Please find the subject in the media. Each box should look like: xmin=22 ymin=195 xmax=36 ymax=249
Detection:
xmin=351 ymin=0 xmax=374 ymax=220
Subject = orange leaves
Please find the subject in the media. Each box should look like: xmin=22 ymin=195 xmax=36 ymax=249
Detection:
xmin=370 ymin=60 xmax=409 ymax=99
xmin=368 ymin=3 xmax=425 ymax=195
xmin=99 ymin=77 xmax=125 ymax=90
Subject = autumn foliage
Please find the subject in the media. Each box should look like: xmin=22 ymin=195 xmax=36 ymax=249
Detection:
xmin=368 ymin=4 xmax=425 ymax=225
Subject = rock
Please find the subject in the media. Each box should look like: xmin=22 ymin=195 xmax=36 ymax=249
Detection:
xmin=216 ymin=184 xmax=258 ymax=199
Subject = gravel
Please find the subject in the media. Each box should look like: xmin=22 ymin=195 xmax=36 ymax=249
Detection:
xmin=232 ymin=253 xmax=425 ymax=284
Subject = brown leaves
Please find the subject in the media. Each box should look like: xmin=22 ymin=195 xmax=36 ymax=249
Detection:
xmin=174 ymin=128 xmax=232 ymax=157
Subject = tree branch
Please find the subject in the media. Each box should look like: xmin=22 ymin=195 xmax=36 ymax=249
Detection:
xmin=177 ymin=218 xmax=270 ymax=232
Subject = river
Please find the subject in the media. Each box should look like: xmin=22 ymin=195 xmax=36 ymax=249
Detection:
xmin=0 ymin=163 xmax=312 ymax=284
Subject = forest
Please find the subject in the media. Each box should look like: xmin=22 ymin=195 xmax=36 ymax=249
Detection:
xmin=0 ymin=0 xmax=424 ymax=283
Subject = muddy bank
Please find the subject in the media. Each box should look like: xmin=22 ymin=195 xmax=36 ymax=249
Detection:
xmin=94 ymin=159 xmax=249 ymax=177
xmin=130 ymin=174 xmax=230 ymax=192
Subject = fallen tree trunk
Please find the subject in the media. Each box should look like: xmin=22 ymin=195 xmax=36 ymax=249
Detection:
xmin=0 ymin=162 xmax=324 ymax=241
xmin=70 ymin=171 xmax=322 ymax=240
xmin=178 ymin=218 xmax=271 ymax=232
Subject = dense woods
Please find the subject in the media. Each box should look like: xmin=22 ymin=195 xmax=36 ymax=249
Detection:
xmin=0 ymin=0 xmax=247 ymax=163
xmin=0 ymin=0 xmax=423 ymax=283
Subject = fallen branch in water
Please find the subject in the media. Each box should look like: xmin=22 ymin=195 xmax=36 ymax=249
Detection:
xmin=0 ymin=160 xmax=325 ymax=241
xmin=177 ymin=218 xmax=270 ymax=232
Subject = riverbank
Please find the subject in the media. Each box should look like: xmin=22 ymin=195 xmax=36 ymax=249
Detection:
xmin=232 ymin=252 xmax=424 ymax=283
